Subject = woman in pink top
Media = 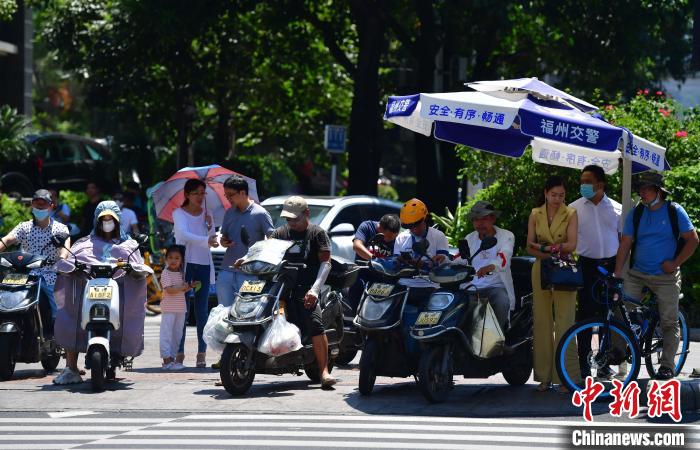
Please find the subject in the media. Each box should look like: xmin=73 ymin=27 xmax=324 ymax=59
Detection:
xmin=159 ymin=246 xmax=192 ymax=370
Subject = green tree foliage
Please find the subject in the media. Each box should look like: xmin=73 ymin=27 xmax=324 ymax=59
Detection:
xmin=0 ymin=105 xmax=32 ymax=163
xmin=0 ymin=0 xmax=16 ymax=21
xmin=0 ymin=195 xmax=30 ymax=236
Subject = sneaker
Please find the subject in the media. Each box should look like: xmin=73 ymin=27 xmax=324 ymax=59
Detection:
xmin=53 ymin=368 xmax=83 ymax=385
xmin=162 ymin=362 xmax=174 ymax=370
xmin=171 ymin=362 xmax=186 ymax=371
xmin=211 ymin=360 xmax=221 ymax=370
xmin=321 ymin=375 xmax=337 ymax=389
xmin=595 ymin=366 xmax=615 ymax=381
xmin=196 ymin=352 xmax=206 ymax=368
xmin=655 ymin=366 xmax=674 ymax=380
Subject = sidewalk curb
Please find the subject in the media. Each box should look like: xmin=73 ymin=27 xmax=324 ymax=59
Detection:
xmin=642 ymin=378 xmax=700 ymax=412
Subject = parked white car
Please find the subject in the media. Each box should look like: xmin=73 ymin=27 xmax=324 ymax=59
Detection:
xmin=210 ymin=195 xmax=402 ymax=271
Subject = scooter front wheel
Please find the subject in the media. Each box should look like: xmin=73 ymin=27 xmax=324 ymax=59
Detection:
xmin=41 ymin=347 xmax=61 ymax=374
xmin=417 ymin=345 xmax=453 ymax=403
xmin=220 ymin=344 xmax=255 ymax=396
xmin=90 ymin=351 xmax=105 ymax=392
xmin=358 ymin=338 xmax=378 ymax=395
xmin=0 ymin=335 xmax=16 ymax=381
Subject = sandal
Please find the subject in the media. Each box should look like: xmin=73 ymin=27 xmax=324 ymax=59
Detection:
xmin=536 ymin=382 xmax=552 ymax=392
xmin=196 ymin=352 xmax=206 ymax=368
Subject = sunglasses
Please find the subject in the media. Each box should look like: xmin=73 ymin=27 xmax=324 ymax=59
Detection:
xmin=401 ymin=219 xmax=424 ymax=230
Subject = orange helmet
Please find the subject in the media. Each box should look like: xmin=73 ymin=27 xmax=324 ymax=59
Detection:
xmin=400 ymin=198 xmax=428 ymax=226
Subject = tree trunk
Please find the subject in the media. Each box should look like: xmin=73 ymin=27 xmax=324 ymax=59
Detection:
xmin=346 ymin=1 xmax=384 ymax=196
xmin=413 ymin=2 xmax=443 ymax=212
xmin=215 ymin=103 xmax=233 ymax=161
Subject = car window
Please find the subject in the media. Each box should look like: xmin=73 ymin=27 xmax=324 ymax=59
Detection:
xmin=263 ymin=204 xmax=331 ymax=228
xmin=84 ymin=144 xmax=104 ymax=161
xmin=330 ymin=204 xmax=369 ymax=231
xmin=368 ymin=205 xmax=400 ymax=221
xmin=36 ymin=139 xmax=84 ymax=162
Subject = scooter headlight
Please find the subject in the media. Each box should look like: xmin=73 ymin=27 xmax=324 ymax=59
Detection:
xmin=26 ymin=260 xmax=43 ymax=269
xmin=360 ymin=297 xmax=393 ymax=321
xmin=240 ymin=261 xmax=278 ymax=275
xmin=232 ymin=296 xmax=268 ymax=320
xmin=0 ymin=290 xmax=30 ymax=310
xmin=427 ymin=292 xmax=454 ymax=310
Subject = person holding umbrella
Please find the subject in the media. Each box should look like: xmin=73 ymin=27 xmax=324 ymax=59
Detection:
xmin=172 ymin=179 xmax=219 ymax=368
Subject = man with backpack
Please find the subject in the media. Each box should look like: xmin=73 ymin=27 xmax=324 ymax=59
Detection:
xmin=614 ymin=172 xmax=698 ymax=380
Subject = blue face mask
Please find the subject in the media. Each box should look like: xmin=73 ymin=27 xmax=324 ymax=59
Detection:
xmin=580 ymin=184 xmax=596 ymax=199
xmin=32 ymin=208 xmax=51 ymax=221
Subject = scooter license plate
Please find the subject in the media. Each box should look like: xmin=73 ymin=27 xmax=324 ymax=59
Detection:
xmin=367 ymin=283 xmax=393 ymax=297
xmin=2 ymin=273 xmax=28 ymax=285
xmin=239 ymin=280 xmax=266 ymax=294
xmin=88 ymin=286 xmax=113 ymax=300
xmin=415 ymin=311 xmax=441 ymax=326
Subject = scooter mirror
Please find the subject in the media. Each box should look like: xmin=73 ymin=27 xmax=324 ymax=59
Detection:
xmin=51 ymin=233 xmax=69 ymax=248
xmin=412 ymin=239 xmax=429 ymax=256
xmin=369 ymin=233 xmax=385 ymax=246
xmin=458 ymin=239 xmax=470 ymax=259
xmin=133 ymin=234 xmax=149 ymax=245
xmin=480 ymin=236 xmax=498 ymax=252
xmin=400 ymin=251 xmax=413 ymax=261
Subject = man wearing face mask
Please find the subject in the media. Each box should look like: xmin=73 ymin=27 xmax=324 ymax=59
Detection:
xmin=614 ymin=173 xmax=698 ymax=380
xmin=0 ymin=190 xmax=70 ymax=337
xmin=570 ymin=165 xmax=621 ymax=380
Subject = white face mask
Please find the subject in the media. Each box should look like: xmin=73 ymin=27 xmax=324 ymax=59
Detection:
xmin=102 ymin=220 xmax=116 ymax=233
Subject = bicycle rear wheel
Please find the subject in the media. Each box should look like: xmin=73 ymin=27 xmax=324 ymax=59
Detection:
xmin=556 ymin=318 xmax=640 ymax=396
xmin=644 ymin=308 xmax=689 ymax=378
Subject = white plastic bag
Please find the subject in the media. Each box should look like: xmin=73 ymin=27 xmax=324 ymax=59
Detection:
xmin=258 ymin=313 xmax=302 ymax=356
xmin=203 ymin=304 xmax=231 ymax=353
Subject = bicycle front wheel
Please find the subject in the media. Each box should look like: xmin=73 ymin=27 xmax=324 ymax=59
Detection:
xmin=556 ymin=318 xmax=641 ymax=396
xmin=644 ymin=308 xmax=689 ymax=378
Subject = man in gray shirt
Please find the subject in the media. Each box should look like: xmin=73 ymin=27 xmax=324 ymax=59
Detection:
xmin=216 ymin=176 xmax=274 ymax=307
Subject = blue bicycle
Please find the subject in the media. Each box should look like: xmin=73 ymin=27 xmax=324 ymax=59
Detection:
xmin=556 ymin=266 xmax=689 ymax=395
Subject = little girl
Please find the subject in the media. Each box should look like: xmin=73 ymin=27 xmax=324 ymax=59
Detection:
xmin=159 ymin=245 xmax=191 ymax=370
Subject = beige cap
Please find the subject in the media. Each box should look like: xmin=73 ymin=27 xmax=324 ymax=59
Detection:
xmin=280 ymin=195 xmax=308 ymax=219
xmin=97 ymin=209 xmax=119 ymax=222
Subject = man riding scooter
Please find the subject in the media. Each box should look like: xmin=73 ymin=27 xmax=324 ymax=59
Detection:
xmin=394 ymin=198 xmax=450 ymax=291
xmin=456 ymin=201 xmax=515 ymax=330
xmin=269 ymin=196 xmax=337 ymax=389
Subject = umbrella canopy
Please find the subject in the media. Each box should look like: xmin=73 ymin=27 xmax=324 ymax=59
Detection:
xmin=152 ymin=164 xmax=259 ymax=226
xmin=467 ymin=77 xmax=598 ymax=112
xmin=384 ymin=90 xmax=668 ymax=174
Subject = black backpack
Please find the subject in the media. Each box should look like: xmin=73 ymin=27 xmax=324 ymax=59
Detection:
xmin=631 ymin=201 xmax=685 ymax=266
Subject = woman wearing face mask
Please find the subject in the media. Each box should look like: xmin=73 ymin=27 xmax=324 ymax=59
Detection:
xmin=52 ymin=201 xmax=148 ymax=385
xmin=526 ymin=176 xmax=581 ymax=393
xmin=172 ymin=179 xmax=218 ymax=368
xmin=0 ymin=189 xmax=70 ymax=339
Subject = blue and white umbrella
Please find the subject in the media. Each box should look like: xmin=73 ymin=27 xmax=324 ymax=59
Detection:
xmin=385 ymin=87 xmax=668 ymax=175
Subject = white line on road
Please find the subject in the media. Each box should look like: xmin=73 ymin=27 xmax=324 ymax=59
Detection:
xmin=48 ymin=410 xmax=97 ymax=418
xmin=121 ymin=429 xmax=560 ymax=443
xmin=150 ymin=421 xmax=561 ymax=434
xmin=0 ymin=418 xmax=165 ymax=423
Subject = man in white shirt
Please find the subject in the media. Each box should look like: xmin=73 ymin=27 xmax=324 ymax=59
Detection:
xmin=461 ymin=201 xmax=515 ymax=330
xmin=393 ymin=198 xmax=450 ymax=290
xmin=570 ymin=164 xmax=621 ymax=379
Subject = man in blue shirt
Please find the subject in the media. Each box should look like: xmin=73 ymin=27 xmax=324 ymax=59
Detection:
xmin=614 ymin=172 xmax=698 ymax=380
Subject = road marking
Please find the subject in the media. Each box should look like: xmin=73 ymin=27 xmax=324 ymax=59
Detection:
xmin=48 ymin=410 xmax=97 ymax=419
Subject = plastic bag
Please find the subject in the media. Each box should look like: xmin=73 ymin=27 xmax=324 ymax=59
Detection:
xmin=466 ymin=296 xmax=505 ymax=359
xmin=258 ymin=313 xmax=302 ymax=356
xmin=203 ymin=304 xmax=231 ymax=353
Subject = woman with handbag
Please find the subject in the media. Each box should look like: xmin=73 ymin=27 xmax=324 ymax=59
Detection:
xmin=526 ymin=175 xmax=581 ymax=393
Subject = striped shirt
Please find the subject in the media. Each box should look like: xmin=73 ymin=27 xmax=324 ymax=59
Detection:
xmin=159 ymin=269 xmax=187 ymax=313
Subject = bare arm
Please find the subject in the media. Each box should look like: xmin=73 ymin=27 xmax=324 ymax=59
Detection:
xmin=58 ymin=238 xmax=71 ymax=259
xmin=614 ymin=235 xmax=634 ymax=276
xmin=526 ymin=213 xmax=549 ymax=259
xmin=673 ymin=229 xmax=699 ymax=268
xmin=353 ymin=239 xmax=373 ymax=261
xmin=559 ymin=212 xmax=578 ymax=254
xmin=0 ymin=235 xmax=18 ymax=252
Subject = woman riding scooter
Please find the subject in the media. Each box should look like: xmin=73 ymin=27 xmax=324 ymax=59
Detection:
xmin=53 ymin=201 xmax=148 ymax=385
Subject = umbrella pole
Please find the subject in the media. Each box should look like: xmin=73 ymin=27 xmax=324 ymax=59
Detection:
xmin=620 ymin=133 xmax=633 ymax=225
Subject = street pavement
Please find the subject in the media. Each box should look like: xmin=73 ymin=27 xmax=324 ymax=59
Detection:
xmin=0 ymin=315 xmax=699 ymax=449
